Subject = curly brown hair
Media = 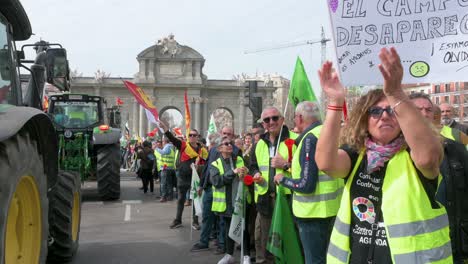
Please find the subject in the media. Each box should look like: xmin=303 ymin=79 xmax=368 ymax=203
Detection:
xmin=340 ymin=89 xmax=388 ymax=150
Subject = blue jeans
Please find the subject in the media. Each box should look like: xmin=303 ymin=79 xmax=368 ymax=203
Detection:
xmin=218 ymin=215 xmax=225 ymax=249
xmin=160 ymin=169 xmax=175 ymax=198
xmin=296 ymin=217 xmax=335 ymax=264
xmin=199 ymin=188 xmax=215 ymax=246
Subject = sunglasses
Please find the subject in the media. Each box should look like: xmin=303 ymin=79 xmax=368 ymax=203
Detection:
xmin=189 ymin=134 xmax=198 ymax=137
xmin=263 ymin=115 xmax=280 ymax=123
xmin=368 ymin=106 xmax=395 ymax=118
xmin=222 ymin=142 xmax=232 ymax=146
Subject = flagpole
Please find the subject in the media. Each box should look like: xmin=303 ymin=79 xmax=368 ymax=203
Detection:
xmin=190 ymin=195 xmax=193 ymax=241
xmin=275 ymin=97 xmax=289 ymax=155
xmin=240 ymin=183 xmax=245 ymax=264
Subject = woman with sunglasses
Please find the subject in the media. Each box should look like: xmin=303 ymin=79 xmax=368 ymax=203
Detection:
xmin=209 ymin=136 xmax=251 ymax=264
xmin=316 ymin=47 xmax=452 ymax=264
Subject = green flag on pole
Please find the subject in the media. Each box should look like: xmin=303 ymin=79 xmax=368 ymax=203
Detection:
xmin=267 ymin=186 xmax=304 ymax=264
xmin=208 ymin=114 xmax=217 ymax=134
xmin=288 ymin=57 xmax=317 ymax=107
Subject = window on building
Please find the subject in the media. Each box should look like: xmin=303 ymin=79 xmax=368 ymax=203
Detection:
xmin=455 ymin=82 xmax=460 ymax=91
xmin=464 ymin=95 xmax=468 ymax=104
xmin=463 ymin=107 xmax=468 ymax=118
xmin=420 ymin=89 xmax=424 ymax=93
xmin=410 ymin=91 xmax=415 ymax=94
xmin=454 ymin=95 xmax=460 ymax=104
xmin=435 ymin=85 xmax=440 ymax=93
xmin=435 ymin=97 xmax=440 ymax=104
xmin=445 ymin=83 xmax=451 ymax=92
xmin=444 ymin=96 xmax=449 ymax=103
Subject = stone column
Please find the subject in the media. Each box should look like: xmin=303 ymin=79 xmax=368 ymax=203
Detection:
xmin=147 ymin=60 xmax=155 ymax=81
xmin=194 ymin=97 xmax=202 ymax=132
xmin=94 ymin=86 xmax=101 ymax=96
xmin=138 ymin=60 xmax=146 ymax=80
xmin=132 ymin=99 xmax=139 ymax=136
xmin=202 ymin=98 xmax=208 ymax=135
xmin=139 ymin=105 xmax=146 ymax=138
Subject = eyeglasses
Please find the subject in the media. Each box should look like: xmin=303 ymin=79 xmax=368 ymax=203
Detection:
xmin=263 ymin=115 xmax=280 ymax=123
xmin=368 ymin=106 xmax=395 ymax=118
xmin=189 ymin=134 xmax=198 ymax=137
xmin=222 ymin=142 xmax=232 ymax=146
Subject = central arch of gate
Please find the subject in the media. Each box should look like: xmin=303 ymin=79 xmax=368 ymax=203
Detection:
xmin=70 ymin=35 xmax=282 ymax=137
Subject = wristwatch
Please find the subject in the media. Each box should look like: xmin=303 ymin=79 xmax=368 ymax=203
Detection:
xmin=283 ymin=162 xmax=290 ymax=171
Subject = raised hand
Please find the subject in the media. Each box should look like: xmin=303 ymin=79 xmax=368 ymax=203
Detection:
xmin=378 ymin=47 xmax=404 ymax=97
xmin=318 ymin=61 xmax=346 ymax=104
xmin=159 ymin=120 xmax=169 ymax=132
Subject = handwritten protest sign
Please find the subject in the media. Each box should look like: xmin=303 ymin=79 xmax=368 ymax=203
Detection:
xmin=327 ymin=0 xmax=468 ymax=86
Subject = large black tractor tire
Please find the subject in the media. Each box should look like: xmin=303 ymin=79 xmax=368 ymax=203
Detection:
xmin=47 ymin=170 xmax=81 ymax=262
xmin=97 ymin=143 xmax=120 ymax=200
xmin=0 ymin=132 xmax=48 ymax=264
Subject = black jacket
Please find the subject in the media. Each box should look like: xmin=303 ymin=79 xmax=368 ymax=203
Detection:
xmin=438 ymin=138 xmax=468 ymax=259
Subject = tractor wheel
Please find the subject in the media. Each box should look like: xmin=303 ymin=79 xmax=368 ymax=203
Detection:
xmin=97 ymin=144 xmax=120 ymax=200
xmin=0 ymin=132 xmax=48 ymax=264
xmin=47 ymin=170 xmax=81 ymax=262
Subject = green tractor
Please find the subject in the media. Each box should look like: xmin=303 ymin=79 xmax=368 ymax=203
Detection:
xmin=0 ymin=0 xmax=82 ymax=262
xmin=48 ymin=94 xmax=121 ymax=200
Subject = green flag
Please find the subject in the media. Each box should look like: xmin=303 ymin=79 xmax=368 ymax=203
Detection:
xmin=267 ymin=186 xmax=304 ymax=264
xmin=208 ymin=114 xmax=217 ymax=134
xmin=288 ymin=57 xmax=317 ymax=107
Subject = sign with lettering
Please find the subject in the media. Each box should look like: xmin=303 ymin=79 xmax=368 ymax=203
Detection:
xmin=327 ymin=0 xmax=468 ymax=86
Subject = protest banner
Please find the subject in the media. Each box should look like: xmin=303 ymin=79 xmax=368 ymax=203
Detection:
xmin=327 ymin=0 xmax=468 ymax=86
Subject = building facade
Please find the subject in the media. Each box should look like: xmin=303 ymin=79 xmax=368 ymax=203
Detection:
xmin=69 ymin=35 xmax=289 ymax=137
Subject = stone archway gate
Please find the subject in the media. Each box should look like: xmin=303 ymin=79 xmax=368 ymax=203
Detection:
xmin=70 ymin=35 xmax=279 ymax=137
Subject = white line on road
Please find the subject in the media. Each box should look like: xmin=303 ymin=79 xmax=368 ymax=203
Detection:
xmin=83 ymin=201 xmax=104 ymax=205
xmin=122 ymin=200 xmax=142 ymax=204
xmin=124 ymin=204 xmax=131 ymax=222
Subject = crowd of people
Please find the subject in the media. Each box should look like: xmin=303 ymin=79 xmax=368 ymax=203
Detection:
xmin=119 ymin=48 xmax=467 ymax=264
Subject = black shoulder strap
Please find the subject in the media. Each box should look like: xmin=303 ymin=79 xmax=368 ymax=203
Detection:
xmin=367 ymin=212 xmax=383 ymax=264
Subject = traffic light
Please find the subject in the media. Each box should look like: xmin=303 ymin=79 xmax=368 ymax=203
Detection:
xmin=246 ymin=81 xmax=262 ymax=125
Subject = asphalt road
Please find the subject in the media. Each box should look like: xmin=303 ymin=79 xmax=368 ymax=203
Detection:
xmin=69 ymin=170 xmax=229 ymax=264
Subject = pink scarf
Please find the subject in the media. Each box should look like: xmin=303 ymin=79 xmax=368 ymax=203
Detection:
xmin=365 ymin=136 xmax=405 ymax=173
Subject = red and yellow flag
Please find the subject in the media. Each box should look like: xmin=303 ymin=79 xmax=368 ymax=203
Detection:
xmin=123 ymin=80 xmax=159 ymax=124
xmin=116 ymin=97 xmax=124 ymax=106
xmin=43 ymin=95 xmax=49 ymax=112
xmin=184 ymin=91 xmax=191 ymax=139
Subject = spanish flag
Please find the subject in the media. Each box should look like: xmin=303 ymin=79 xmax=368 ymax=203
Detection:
xmin=184 ymin=91 xmax=191 ymax=139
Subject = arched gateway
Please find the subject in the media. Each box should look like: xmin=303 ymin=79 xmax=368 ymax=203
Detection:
xmin=70 ymin=35 xmax=285 ymax=137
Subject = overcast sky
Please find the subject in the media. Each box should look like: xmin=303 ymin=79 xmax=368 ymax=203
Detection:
xmin=19 ymin=0 xmax=332 ymax=95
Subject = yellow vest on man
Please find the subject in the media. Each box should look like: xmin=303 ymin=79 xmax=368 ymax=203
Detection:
xmin=291 ymin=125 xmax=344 ymax=218
xmin=211 ymin=156 xmax=245 ymax=213
xmin=154 ymin=151 xmax=162 ymax=172
xmin=160 ymin=147 xmax=175 ymax=169
xmin=254 ymin=131 xmax=297 ymax=202
xmin=327 ymin=150 xmax=452 ymax=263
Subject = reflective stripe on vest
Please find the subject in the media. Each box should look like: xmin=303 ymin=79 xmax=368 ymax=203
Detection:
xmin=211 ymin=157 xmax=245 ymax=213
xmin=154 ymin=151 xmax=162 ymax=171
xmin=160 ymin=147 xmax=175 ymax=169
xmin=254 ymin=131 xmax=297 ymax=202
xmin=291 ymin=125 xmax=344 ymax=218
xmin=327 ymin=150 xmax=452 ymax=263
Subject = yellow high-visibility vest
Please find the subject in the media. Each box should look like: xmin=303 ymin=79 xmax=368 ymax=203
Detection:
xmin=211 ymin=156 xmax=245 ymax=213
xmin=327 ymin=150 xmax=452 ymax=263
xmin=291 ymin=125 xmax=344 ymax=218
xmin=254 ymin=131 xmax=297 ymax=202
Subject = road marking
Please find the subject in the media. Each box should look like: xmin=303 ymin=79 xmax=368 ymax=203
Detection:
xmin=122 ymin=200 xmax=142 ymax=204
xmin=124 ymin=204 xmax=131 ymax=221
xmin=83 ymin=201 xmax=104 ymax=205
